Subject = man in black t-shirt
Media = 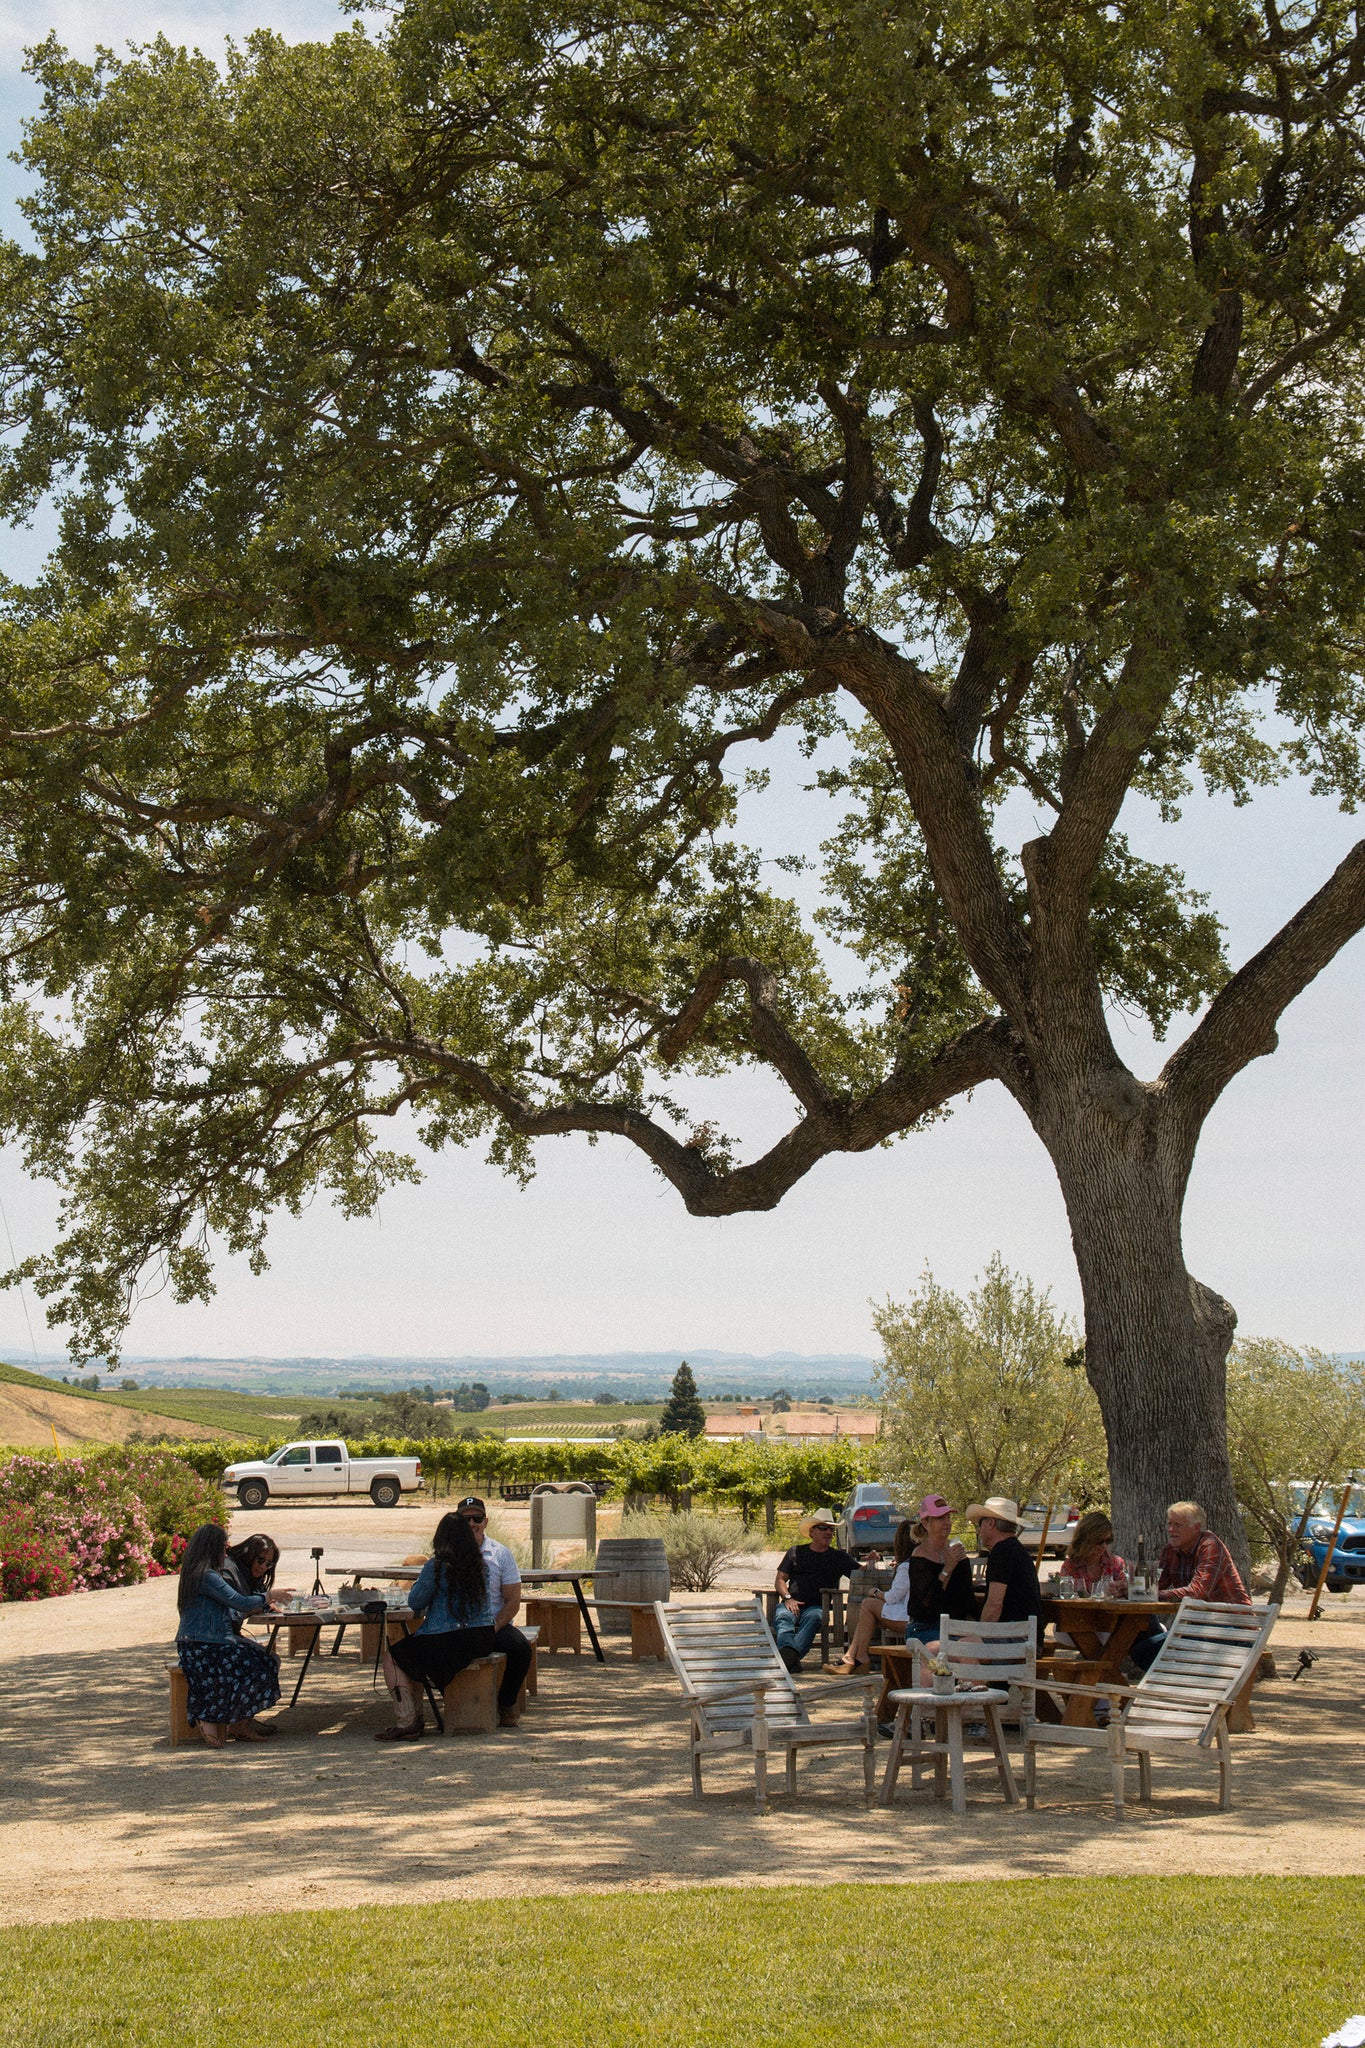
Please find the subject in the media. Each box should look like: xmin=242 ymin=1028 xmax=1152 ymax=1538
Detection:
xmin=774 ymin=1510 xmax=868 ymax=1671
xmin=966 ymin=1496 xmax=1042 ymax=1625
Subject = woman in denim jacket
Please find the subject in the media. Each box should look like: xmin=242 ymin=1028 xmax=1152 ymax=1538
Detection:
xmin=377 ymin=1511 xmax=495 ymax=1741
xmin=176 ymin=1523 xmax=284 ymax=1748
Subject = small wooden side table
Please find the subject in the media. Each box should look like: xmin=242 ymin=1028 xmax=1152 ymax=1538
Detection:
xmin=879 ymin=1686 xmax=1016 ymax=1817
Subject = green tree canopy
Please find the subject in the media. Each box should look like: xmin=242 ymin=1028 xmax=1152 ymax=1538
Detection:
xmin=876 ymin=1255 xmax=1105 ymax=1516
xmin=1227 ymin=1337 xmax=1365 ymax=1600
xmin=0 ymin=0 xmax=1362 ymax=1551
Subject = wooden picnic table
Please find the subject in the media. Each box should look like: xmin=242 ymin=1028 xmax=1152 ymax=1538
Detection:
xmin=244 ymin=1604 xmax=416 ymax=1709
xmin=1040 ymin=1593 xmax=1264 ymax=1731
xmin=1039 ymin=1594 xmax=1180 ymax=1724
xmin=332 ymin=1561 xmax=605 ymax=1662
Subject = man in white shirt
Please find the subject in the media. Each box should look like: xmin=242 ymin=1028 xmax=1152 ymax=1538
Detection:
xmin=456 ymin=1497 xmax=532 ymax=1726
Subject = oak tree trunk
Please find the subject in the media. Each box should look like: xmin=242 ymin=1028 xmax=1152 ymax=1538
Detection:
xmin=1042 ymin=1081 xmax=1248 ymax=1575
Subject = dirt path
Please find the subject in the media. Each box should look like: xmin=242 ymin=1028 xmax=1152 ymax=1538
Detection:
xmin=3 ymin=1508 xmax=1362 ymax=1927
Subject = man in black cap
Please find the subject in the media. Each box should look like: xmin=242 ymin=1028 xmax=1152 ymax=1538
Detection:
xmin=456 ymin=1497 xmax=533 ymax=1726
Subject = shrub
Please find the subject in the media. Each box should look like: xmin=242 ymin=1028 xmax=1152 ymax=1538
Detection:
xmin=621 ymin=1510 xmax=761 ymax=1592
xmin=91 ymin=1449 xmax=225 ymax=1566
xmin=0 ymin=1454 xmax=154 ymax=1589
xmin=0 ymin=1501 xmax=74 ymax=1600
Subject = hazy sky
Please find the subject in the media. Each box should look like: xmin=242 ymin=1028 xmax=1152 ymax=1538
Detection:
xmin=0 ymin=0 xmax=1360 ymax=1366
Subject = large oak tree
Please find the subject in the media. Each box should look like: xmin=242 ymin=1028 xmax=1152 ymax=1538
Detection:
xmin=0 ymin=0 xmax=1363 ymax=1557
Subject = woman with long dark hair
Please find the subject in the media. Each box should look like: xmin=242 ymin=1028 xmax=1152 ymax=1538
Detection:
xmin=176 ymin=1522 xmax=284 ymax=1748
xmin=377 ymin=1511 xmax=495 ymax=1741
xmin=223 ymin=1533 xmax=284 ymax=1603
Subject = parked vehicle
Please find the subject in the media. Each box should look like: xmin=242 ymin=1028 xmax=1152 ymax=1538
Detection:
xmin=1017 ymin=1501 xmax=1079 ymax=1557
xmin=1287 ymin=1482 xmax=1365 ymax=1593
xmin=222 ymin=1441 xmax=424 ymax=1510
xmin=835 ymin=1483 xmax=907 ymax=1555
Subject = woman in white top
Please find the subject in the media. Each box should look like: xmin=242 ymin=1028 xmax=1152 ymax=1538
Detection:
xmin=824 ymin=1515 xmax=917 ymax=1674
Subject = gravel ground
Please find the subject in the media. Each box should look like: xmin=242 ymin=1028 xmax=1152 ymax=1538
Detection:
xmin=3 ymin=1498 xmax=1361 ymax=1926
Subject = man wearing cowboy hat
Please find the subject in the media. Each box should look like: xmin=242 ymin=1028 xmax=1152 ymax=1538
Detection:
xmin=966 ymin=1497 xmax=1042 ymax=1626
xmin=774 ymin=1509 xmax=872 ymax=1672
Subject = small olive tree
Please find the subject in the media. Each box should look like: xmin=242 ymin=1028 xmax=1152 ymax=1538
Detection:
xmin=875 ymin=1256 xmax=1106 ymax=1526
xmin=1227 ymin=1339 xmax=1365 ymax=1601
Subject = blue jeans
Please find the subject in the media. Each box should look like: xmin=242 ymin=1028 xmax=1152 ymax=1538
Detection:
xmin=774 ymin=1602 xmax=823 ymax=1664
xmin=1128 ymin=1623 xmax=1165 ymax=1672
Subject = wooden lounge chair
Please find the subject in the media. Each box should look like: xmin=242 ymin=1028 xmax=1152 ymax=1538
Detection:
xmin=655 ymin=1597 xmax=878 ymax=1810
xmin=1022 ymin=1598 xmax=1278 ymax=1818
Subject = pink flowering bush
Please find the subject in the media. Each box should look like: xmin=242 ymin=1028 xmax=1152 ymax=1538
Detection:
xmin=0 ymin=1501 xmax=74 ymax=1600
xmin=0 ymin=1456 xmax=155 ymax=1589
xmin=101 ymin=1450 xmax=224 ymax=1567
xmin=0 ymin=1444 xmax=227 ymax=1594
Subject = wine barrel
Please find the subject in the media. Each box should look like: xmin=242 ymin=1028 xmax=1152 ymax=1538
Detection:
xmin=592 ymin=1536 xmax=670 ymax=1634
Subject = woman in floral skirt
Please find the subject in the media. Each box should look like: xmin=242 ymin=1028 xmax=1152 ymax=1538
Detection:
xmin=176 ymin=1523 xmax=284 ymax=1748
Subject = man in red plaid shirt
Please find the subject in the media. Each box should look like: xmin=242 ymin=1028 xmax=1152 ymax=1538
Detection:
xmin=1158 ymin=1501 xmax=1250 ymax=1606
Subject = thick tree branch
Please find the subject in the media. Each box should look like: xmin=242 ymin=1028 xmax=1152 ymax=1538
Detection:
xmin=1160 ymin=836 xmax=1365 ymax=1133
xmin=366 ymin=1010 xmax=1013 ymax=1216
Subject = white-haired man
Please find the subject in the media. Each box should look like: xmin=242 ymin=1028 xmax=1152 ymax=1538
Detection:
xmin=1157 ymin=1500 xmax=1249 ymax=1607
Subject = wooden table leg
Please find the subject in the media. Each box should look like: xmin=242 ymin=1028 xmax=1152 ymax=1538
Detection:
xmin=930 ymin=1705 xmax=947 ymax=1803
xmin=984 ymin=1703 xmax=1019 ymax=1804
xmin=879 ymin=1701 xmax=910 ymax=1807
xmin=946 ymin=1705 xmax=967 ymax=1816
xmin=1227 ymin=1666 xmax=1257 ymax=1734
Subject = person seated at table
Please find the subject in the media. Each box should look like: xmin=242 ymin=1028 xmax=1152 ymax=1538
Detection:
xmin=455 ymin=1495 xmax=533 ymax=1727
xmin=1158 ymin=1499 xmax=1249 ymax=1605
xmin=376 ymin=1510 xmax=496 ymax=1741
xmin=222 ymin=1533 xmax=288 ymax=1611
xmin=176 ymin=1522 xmax=285 ymax=1748
xmin=1063 ymin=1511 xmax=1126 ymax=1594
xmin=825 ymin=1516 xmax=916 ymax=1673
xmin=774 ymin=1509 xmax=871 ymax=1673
xmin=827 ymin=1495 xmax=976 ymax=1673
xmin=967 ymin=1496 xmax=1042 ymax=1624
xmin=1053 ymin=1510 xmax=1130 ymax=1714
xmin=1121 ymin=1499 xmax=1250 ymax=1674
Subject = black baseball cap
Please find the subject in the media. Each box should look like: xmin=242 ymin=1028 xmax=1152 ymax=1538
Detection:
xmin=457 ymin=1497 xmax=487 ymax=1516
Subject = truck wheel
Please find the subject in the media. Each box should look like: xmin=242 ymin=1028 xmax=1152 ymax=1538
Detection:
xmin=237 ymin=1480 xmax=269 ymax=1510
xmin=370 ymin=1478 xmax=401 ymax=1509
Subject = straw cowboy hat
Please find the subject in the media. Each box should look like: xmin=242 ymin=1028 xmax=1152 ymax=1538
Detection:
xmin=965 ymin=1496 xmax=1021 ymax=1526
xmin=800 ymin=1507 xmax=839 ymax=1530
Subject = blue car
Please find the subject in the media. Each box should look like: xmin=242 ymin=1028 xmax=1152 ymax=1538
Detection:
xmin=1293 ymin=1483 xmax=1365 ymax=1592
xmin=835 ymin=1483 xmax=906 ymax=1556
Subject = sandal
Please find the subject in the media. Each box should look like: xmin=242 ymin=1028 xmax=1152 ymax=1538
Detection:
xmin=374 ymin=1719 xmax=425 ymax=1742
xmin=198 ymin=1721 xmax=226 ymax=1750
xmin=824 ymin=1658 xmax=870 ymax=1675
xmin=230 ymin=1720 xmax=275 ymax=1742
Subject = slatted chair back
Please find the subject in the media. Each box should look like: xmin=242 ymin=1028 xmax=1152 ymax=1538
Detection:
xmin=1123 ymin=1600 xmax=1277 ymax=1745
xmin=656 ymin=1598 xmax=811 ymax=1741
xmin=941 ymin=1614 xmax=1038 ymax=1694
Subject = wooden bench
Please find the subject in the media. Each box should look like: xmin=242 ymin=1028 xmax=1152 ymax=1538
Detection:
xmin=524 ymin=1594 xmax=666 ymax=1662
xmin=525 ymin=1596 xmax=582 ymax=1653
xmin=439 ymin=1653 xmax=505 ymax=1735
xmin=358 ymin=1614 xmax=412 ymax=1662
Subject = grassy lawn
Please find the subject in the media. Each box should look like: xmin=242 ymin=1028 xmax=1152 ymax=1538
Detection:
xmin=1 ymin=1879 xmax=1359 ymax=2047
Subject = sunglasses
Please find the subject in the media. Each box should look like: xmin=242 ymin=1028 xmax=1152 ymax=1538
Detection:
xmin=460 ymin=1513 xmax=487 ymax=1525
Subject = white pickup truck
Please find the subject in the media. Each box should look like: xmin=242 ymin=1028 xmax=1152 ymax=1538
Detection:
xmin=223 ymin=1441 xmax=424 ymax=1510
